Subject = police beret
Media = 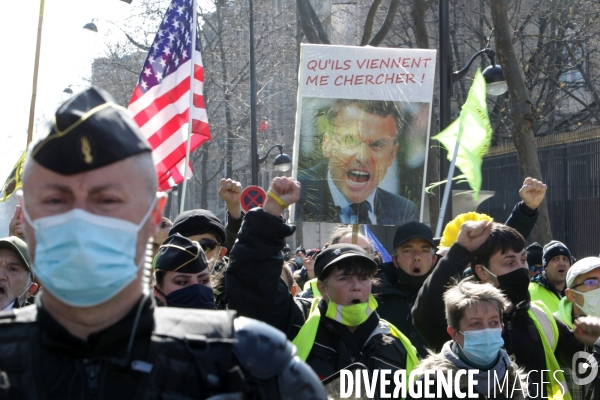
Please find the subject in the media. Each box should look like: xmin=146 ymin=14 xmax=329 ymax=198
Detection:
xmin=154 ymin=234 xmax=209 ymax=274
xmin=169 ymin=209 xmax=226 ymax=244
xmin=30 ymin=87 xmax=151 ymax=175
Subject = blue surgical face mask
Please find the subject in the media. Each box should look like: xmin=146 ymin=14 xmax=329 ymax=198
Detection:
xmin=296 ymin=257 xmax=303 ymax=266
xmin=162 ymin=284 xmax=214 ymax=309
xmin=21 ymin=197 xmax=157 ymax=307
xmin=459 ymin=327 xmax=504 ymax=366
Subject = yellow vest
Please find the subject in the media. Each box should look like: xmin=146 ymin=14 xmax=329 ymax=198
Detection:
xmin=528 ymin=300 xmax=571 ymax=400
xmin=302 ymin=278 xmax=321 ymax=297
xmin=554 ymin=297 xmax=574 ymax=329
xmin=292 ymin=299 xmax=419 ymax=376
xmin=529 ymin=281 xmax=561 ymax=313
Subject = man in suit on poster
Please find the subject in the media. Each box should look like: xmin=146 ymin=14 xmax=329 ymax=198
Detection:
xmin=295 ymin=99 xmax=419 ymax=225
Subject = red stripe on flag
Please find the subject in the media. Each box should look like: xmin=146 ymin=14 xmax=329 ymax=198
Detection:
xmin=146 ymin=109 xmax=189 ymax=149
xmin=132 ymin=79 xmax=190 ymax=128
xmin=155 ymin=130 xmax=208 ymax=177
xmin=193 ymin=94 xmax=205 ymax=109
xmin=127 ymin=0 xmax=210 ymax=191
xmin=194 ymin=65 xmax=204 ymax=81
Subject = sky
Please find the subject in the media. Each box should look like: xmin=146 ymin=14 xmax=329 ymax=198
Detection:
xmin=0 ymin=0 xmax=139 ymax=181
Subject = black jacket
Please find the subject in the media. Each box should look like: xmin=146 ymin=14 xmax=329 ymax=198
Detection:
xmin=411 ymin=202 xmax=583 ymax=398
xmin=227 ymin=208 xmax=409 ymax=380
xmin=0 ymin=295 xmax=326 ymax=399
xmin=371 ymin=261 xmax=430 ymax=358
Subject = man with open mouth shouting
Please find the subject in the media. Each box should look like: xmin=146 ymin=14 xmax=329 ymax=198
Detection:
xmin=295 ymin=99 xmax=419 ymax=225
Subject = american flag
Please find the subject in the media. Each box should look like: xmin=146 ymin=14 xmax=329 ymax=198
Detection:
xmin=128 ymin=0 xmax=209 ymax=191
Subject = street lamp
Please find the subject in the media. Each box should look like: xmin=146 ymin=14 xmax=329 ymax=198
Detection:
xmin=258 ymin=145 xmax=292 ymax=172
xmin=83 ymin=18 xmax=149 ymax=51
xmin=452 ymin=48 xmax=508 ymax=96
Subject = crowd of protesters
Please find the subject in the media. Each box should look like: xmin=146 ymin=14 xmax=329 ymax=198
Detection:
xmin=2 ymin=87 xmax=600 ymax=399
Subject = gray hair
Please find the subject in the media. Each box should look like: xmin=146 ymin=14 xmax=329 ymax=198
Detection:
xmin=444 ymin=280 xmax=509 ymax=330
xmin=329 ymin=225 xmax=374 ymax=254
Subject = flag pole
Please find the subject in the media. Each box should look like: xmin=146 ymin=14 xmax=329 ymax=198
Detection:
xmin=434 ymin=126 xmax=464 ymax=238
xmin=27 ymin=0 xmax=45 ymax=146
xmin=180 ymin=0 xmax=197 ymax=214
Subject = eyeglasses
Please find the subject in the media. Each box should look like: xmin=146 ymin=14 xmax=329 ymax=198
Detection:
xmin=571 ymin=278 xmax=600 ymax=290
xmin=199 ymin=239 xmax=220 ymax=252
xmin=529 ymin=265 xmax=544 ymax=273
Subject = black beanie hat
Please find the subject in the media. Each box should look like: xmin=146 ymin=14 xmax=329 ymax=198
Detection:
xmin=526 ymin=242 xmax=543 ymax=267
xmin=542 ymin=240 xmax=572 ymax=268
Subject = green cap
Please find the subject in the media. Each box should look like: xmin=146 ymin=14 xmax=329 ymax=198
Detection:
xmin=0 ymin=236 xmax=31 ymax=275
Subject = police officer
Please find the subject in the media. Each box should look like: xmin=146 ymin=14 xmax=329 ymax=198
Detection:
xmin=153 ymin=234 xmax=215 ymax=309
xmin=0 ymin=88 xmax=325 ymax=399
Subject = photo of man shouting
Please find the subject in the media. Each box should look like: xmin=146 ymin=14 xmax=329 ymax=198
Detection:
xmin=295 ymin=98 xmax=423 ymax=225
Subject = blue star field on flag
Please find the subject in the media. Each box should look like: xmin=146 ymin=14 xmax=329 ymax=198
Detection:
xmin=137 ymin=0 xmax=200 ymax=94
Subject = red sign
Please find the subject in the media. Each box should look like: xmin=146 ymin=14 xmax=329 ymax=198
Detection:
xmin=240 ymin=185 xmax=266 ymax=212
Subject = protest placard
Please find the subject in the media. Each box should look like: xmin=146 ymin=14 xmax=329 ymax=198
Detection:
xmin=291 ymin=44 xmax=437 ymax=225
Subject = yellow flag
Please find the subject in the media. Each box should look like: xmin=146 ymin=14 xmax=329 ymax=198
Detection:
xmin=430 ymin=69 xmax=492 ymax=200
xmin=1 ymin=151 xmax=26 ymax=202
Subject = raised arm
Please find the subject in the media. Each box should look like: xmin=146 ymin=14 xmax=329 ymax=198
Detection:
xmin=412 ymin=220 xmax=492 ymax=352
xmin=226 ymin=177 xmax=305 ymax=340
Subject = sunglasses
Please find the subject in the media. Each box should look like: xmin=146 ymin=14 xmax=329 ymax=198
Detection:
xmin=571 ymin=278 xmax=600 ymax=290
xmin=529 ymin=265 xmax=544 ymax=273
xmin=199 ymin=239 xmax=220 ymax=252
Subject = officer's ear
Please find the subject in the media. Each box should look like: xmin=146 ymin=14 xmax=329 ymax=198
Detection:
xmin=153 ymin=286 xmax=166 ymax=306
xmin=150 ymin=193 xmax=167 ymax=233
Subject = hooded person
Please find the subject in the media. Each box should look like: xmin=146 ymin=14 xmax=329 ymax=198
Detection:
xmin=153 ymin=233 xmax=214 ymax=309
xmin=227 ymin=176 xmax=419 ymax=389
xmin=529 ymin=240 xmax=573 ymax=313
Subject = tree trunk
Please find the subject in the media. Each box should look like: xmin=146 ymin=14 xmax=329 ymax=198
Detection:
xmin=412 ymin=0 xmax=440 ymax=231
xmin=490 ymin=0 xmax=552 ymax=244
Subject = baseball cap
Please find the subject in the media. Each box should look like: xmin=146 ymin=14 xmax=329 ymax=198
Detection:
xmin=566 ymin=257 xmax=600 ymax=288
xmin=0 ymin=237 xmax=31 ymax=275
xmin=393 ymin=221 xmax=434 ymax=249
xmin=313 ymin=243 xmax=377 ymax=280
xmin=170 ymin=209 xmax=226 ymax=244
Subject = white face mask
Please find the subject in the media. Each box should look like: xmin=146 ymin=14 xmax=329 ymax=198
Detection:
xmin=21 ymin=197 xmax=157 ymax=307
xmin=573 ymin=288 xmax=600 ymax=317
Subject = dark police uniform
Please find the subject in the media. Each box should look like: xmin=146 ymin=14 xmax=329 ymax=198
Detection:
xmin=0 ymin=297 xmax=323 ymax=399
xmin=0 ymin=87 xmax=326 ymax=399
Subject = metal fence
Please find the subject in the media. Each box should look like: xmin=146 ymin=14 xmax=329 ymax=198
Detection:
xmin=477 ymin=132 xmax=600 ymax=259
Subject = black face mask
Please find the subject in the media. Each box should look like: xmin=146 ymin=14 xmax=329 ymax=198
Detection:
xmin=395 ymin=266 xmax=433 ymax=294
xmin=158 ymin=284 xmax=215 ymax=310
xmin=495 ymin=268 xmax=531 ymax=306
